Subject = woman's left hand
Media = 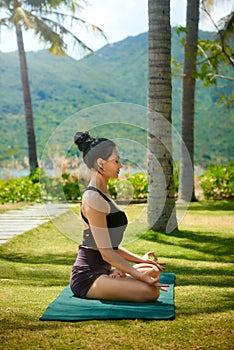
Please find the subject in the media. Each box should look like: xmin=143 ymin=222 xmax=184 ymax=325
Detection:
xmin=142 ymin=251 xmax=166 ymax=271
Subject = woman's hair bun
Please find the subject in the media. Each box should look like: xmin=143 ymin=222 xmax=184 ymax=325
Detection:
xmin=74 ymin=131 xmax=94 ymax=153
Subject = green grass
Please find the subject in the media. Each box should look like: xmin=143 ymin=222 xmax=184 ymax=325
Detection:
xmin=0 ymin=201 xmax=233 ymax=350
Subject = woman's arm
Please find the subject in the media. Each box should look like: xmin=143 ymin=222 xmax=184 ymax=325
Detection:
xmin=84 ymin=202 xmax=160 ymax=285
xmin=116 ymin=247 xmax=150 ymax=263
xmin=116 ymin=247 xmax=166 ymax=270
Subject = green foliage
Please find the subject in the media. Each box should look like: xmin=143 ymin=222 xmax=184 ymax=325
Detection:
xmin=108 ymin=173 xmax=148 ymax=200
xmin=108 ymin=178 xmax=134 ymax=200
xmin=174 ymin=23 xmax=234 ymax=108
xmin=196 ymin=32 xmax=234 ymax=107
xmin=1 ymin=162 xmax=233 ymax=204
xmin=0 ymin=31 xmax=233 ymax=168
xmin=0 ymin=169 xmax=84 ymax=204
xmin=0 ymin=176 xmax=43 ymax=204
xmin=125 ymin=172 xmax=148 ymax=199
xmin=199 ymin=161 xmax=234 ymax=199
xmin=107 ymin=178 xmax=118 ymax=199
xmin=61 ymin=173 xmax=84 ymax=201
xmin=108 ymin=170 xmax=179 ymax=200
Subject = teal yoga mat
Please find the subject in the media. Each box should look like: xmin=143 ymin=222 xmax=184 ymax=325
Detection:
xmin=40 ymin=273 xmax=175 ymax=321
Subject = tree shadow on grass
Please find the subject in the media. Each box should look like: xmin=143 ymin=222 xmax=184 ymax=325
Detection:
xmin=141 ymin=229 xmax=234 ymax=263
xmin=166 ymin=265 xmax=234 ymax=288
xmin=0 ymin=251 xmax=76 ymax=265
xmin=185 ymin=200 xmax=234 ymax=212
xmin=177 ymin=293 xmax=234 ymax=316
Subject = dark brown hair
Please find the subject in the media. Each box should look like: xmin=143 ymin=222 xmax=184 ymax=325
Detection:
xmin=74 ymin=131 xmax=116 ymax=169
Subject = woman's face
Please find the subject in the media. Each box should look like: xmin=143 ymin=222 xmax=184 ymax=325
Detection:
xmin=102 ymin=147 xmax=123 ymax=178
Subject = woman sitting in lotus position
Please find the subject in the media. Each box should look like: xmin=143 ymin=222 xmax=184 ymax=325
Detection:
xmin=70 ymin=131 xmax=168 ymax=302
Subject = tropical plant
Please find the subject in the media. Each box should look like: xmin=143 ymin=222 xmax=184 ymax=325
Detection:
xmin=147 ymin=0 xmax=178 ymax=232
xmin=108 ymin=173 xmax=149 ymax=200
xmin=199 ymin=161 xmax=234 ymax=199
xmin=0 ymin=0 xmax=105 ymax=173
xmin=196 ymin=8 xmax=234 ymax=107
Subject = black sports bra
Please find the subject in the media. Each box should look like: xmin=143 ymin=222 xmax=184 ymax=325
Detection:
xmin=81 ymin=186 xmax=128 ymax=249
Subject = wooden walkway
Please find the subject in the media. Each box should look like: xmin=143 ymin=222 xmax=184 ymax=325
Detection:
xmin=0 ymin=203 xmax=69 ymax=244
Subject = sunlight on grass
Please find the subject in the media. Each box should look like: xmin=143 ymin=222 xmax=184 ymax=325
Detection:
xmin=0 ymin=200 xmax=233 ymax=349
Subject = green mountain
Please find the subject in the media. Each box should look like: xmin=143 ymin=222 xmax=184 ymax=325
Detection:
xmin=0 ymin=30 xmax=233 ymax=168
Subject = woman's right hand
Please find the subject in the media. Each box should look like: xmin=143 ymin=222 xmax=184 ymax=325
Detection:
xmin=139 ymin=270 xmax=169 ymax=291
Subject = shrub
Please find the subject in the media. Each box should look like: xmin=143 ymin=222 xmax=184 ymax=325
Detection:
xmin=125 ymin=172 xmax=148 ymax=199
xmin=0 ymin=169 xmax=84 ymax=204
xmin=0 ymin=176 xmax=43 ymax=204
xmin=108 ymin=172 xmax=148 ymax=200
xmin=199 ymin=161 xmax=234 ymax=200
xmin=108 ymin=178 xmax=134 ymax=200
xmin=0 ymin=167 xmax=180 ymax=204
xmin=61 ymin=173 xmax=84 ymax=201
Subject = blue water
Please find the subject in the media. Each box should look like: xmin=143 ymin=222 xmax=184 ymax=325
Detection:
xmin=0 ymin=168 xmax=30 ymax=179
xmin=0 ymin=168 xmax=60 ymax=180
xmin=0 ymin=167 xmax=146 ymax=180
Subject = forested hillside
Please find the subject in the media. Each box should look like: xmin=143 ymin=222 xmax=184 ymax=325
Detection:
xmin=0 ymin=30 xmax=233 ymax=167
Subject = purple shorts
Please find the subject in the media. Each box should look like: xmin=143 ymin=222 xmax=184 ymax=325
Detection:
xmin=70 ymin=245 xmax=111 ymax=298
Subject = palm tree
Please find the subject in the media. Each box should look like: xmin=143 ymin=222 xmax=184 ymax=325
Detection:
xmin=0 ymin=0 xmax=105 ymax=173
xmin=178 ymin=0 xmax=232 ymax=202
xmin=147 ymin=0 xmax=178 ymax=232
xmin=178 ymin=0 xmax=200 ymax=202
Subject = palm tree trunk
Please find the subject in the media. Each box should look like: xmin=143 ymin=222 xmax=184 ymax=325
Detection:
xmin=178 ymin=0 xmax=200 ymax=202
xmin=147 ymin=0 xmax=178 ymax=232
xmin=16 ymin=25 xmax=39 ymax=173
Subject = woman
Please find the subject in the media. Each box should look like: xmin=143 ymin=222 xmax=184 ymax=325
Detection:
xmin=70 ymin=131 xmax=168 ymax=302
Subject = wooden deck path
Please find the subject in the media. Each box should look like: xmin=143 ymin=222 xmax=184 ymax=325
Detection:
xmin=0 ymin=203 xmax=69 ymax=244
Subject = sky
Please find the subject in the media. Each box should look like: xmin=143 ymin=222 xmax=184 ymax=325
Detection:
xmin=0 ymin=0 xmax=233 ymax=56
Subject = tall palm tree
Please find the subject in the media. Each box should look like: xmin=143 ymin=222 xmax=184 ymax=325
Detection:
xmin=178 ymin=0 xmax=231 ymax=201
xmin=178 ymin=0 xmax=200 ymax=202
xmin=147 ymin=0 xmax=178 ymax=232
xmin=0 ymin=0 xmax=105 ymax=173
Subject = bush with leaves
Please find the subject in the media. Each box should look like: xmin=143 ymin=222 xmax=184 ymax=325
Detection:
xmin=0 ymin=169 xmax=85 ymax=204
xmin=108 ymin=170 xmax=180 ymax=201
xmin=108 ymin=172 xmax=148 ymax=200
xmin=0 ymin=176 xmax=44 ymax=204
xmin=199 ymin=161 xmax=234 ymax=199
xmin=125 ymin=172 xmax=148 ymax=199
xmin=61 ymin=173 xmax=84 ymax=201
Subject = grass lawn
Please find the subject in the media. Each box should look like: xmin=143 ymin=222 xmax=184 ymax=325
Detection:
xmin=0 ymin=200 xmax=233 ymax=350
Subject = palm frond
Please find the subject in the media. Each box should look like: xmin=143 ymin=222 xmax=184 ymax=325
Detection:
xmin=12 ymin=6 xmax=35 ymax=29
xmin=36 ymin=9 xmax=107 ymax=41
xmin=0 ymin=0 xmax=106 ymax=57
xmin=0 ymin=17 xmax=10 ymax=27
xmin=40 ymin=15 xmax=93 ymax=53
xmin=48 ymin=42 xmax=67 ymax=56
xmin=23 ymin=0 xmax=86 ymax=12
xmin=27 ymin=11 xmax=92 ymax=56
xmin=27 ymin=12 xmax=65 ymax=50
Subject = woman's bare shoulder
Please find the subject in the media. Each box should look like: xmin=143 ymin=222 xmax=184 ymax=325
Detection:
xmin=82 ymin=190 xmax=110 ymax=214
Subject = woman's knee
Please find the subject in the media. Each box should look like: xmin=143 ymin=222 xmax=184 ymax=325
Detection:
xmin=141 ymin=284 xmax=160 ymax=302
